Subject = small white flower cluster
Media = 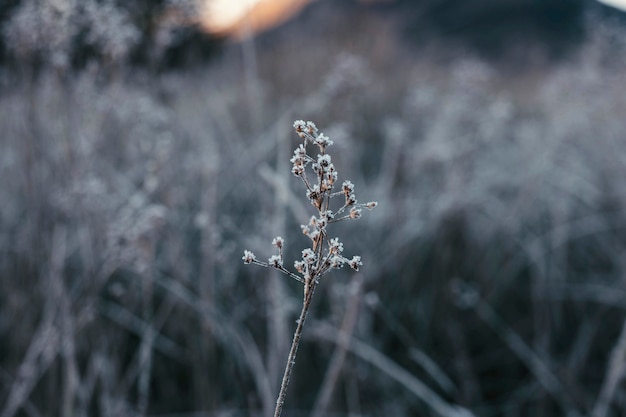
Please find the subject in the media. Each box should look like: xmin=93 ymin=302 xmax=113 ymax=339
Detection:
xmin=243 ymin=120 xmax=377 ymax=287
xmin=242 ymin=235 xmax=304 ymax=282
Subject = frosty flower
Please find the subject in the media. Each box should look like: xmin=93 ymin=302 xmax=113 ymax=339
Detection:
xmin=366 ymin=201 xmax=378 ymax=209
xmin=242 ymin=250 xmax=257 ymax=264
xmin=342 ymin=180 xmax=354 ymax=196
xmin=317 ymin=154 xmax=331 ymax=167
xmin=330 ymin=256 xmax=344 ymax=268
xmin=312 ymin=215 xmax=327 ymax=229
xmin=294 ymin=260 xmax=305 ymax=273
xmin=329 ymin=237 xmax=344 ymax=254
xmin=302 ymin=248 xmax=316 ymax=263
xmin=349 ymin=208 xmax=362 ymax=219
xmin=348 ymin=256 xmax=362 ymax=271
xmin=269 ymin=255 xmax=283 ymax=267
xmin=272 ymin=236 xmax=284 ymax=249
xmin=327 ymin=168 xmax=338 ymax=183
xmin=290 ymin=144 xmax=307 ymax=163
xmin=302 ymin=223 xmax=317 ymax=240
xmin=293 ymin=120 xmax=307 ymax=137
xmin=305 ymin=121 xmax=318 ymax=135
xmin=306 ymin=186 xmax=323 ymax=209
xmin=309 ymin=229 xmax=320 ymax=241
xmin=314 ymin=133 xmax=334 ymax=149
xmin=292 ymin=165 xmax=305 ymax=176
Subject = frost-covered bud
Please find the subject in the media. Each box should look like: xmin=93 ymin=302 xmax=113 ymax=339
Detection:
xmin=346 ymin=193 xmax=357 ymax=206
xmin=306 ymin=121 xmax=318 ymax=135
xmin=306 ymin=185 xmax=321 ymax=202
xmin=292 ymin=165 xmax=305 ymax=176
xmin=268 ymin=255 xmax=283 ymax=267
xmin=301 ymin=224 xmax=310 ymax=236
xmin=302 ymin=248 xmax=316 ymax=263
xmin=320 ymin=179 xmax=330 ymax=192
xmin=293 ymin=143 xmax=307 ymax=158
xmin=272 ymin=236 xmax=284 ymax=249
xmin=314 ymin=133 xmax=334 ymax=149
xmin=327 ymin=168 xmax=338 ymax=184
xmin=342 ymin=180 xmax=355 ymax=194
xmin=318 ymin=154 xmax=331 ymax=168
xmin=349 ymin=208 xmax=362 ymax=219
xmin=294 ymin=260 xmax=305 ymax=273
xmin=330 ymin=256 xmax=345 ymax=268
xmin=309 ymin=229 xmax=320 ymax=240
xmin=242 ymin=250 xmax=256 ymax=264
xmin=329 ymin=237 xmax=344 ymax=254
xmin=293 ymin=120 xmax=307 ymax=138
xmin=289 ymin=144 xmax=307 ymax=165
xmin=323 ymin=210 xmax=335 ymax=220
xmin=307 ymin=187 xmax=323 ymax=209
xmin=366 ymin=201 xmax=378 ymax=209
xmin=323 ymin=165 xmax=336 ymax=186
xmin=313 ymin=216 xmax=327 ymax=229
xmin=290 ymin=145 xmax=308 ymax=176
xmin=348 ymin=256 xmax=362 ymax=271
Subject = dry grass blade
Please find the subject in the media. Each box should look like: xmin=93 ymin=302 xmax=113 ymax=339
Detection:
xmin=309 ymin=322 xmax=476 ymax=417
xmin=591 ymin=318 xmax=626 ymax=417
xmin=311 ymin=275 xmax=364 ymax=417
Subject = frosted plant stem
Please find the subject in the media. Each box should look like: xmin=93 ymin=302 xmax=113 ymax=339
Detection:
xmin=273 ymin=280 xmax=316 ymax=417
xmin=243 ymin=120 xmax=377 ymax=417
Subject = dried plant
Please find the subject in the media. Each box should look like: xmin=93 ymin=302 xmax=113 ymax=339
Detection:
xmin=243 ymin=120 xmax=377 ymax=417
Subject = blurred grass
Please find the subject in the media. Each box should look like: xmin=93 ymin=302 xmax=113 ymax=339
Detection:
xmin=2 ymin=4 xmax=626 ymax=417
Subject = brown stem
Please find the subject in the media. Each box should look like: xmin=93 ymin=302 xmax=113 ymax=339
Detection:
xmin=273 ymin=279 xmax=316 ymax=417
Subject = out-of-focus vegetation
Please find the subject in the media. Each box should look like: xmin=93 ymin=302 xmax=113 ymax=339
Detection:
xmin=2 ymin=1 xmax=626 ymax=417
xmin=0 ymin=0 xmax=220 ymax=72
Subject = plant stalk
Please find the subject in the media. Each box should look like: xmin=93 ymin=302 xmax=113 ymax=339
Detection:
xmin=273 ymin=279 xmax=316 ymax=417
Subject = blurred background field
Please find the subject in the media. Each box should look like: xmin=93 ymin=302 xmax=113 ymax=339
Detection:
xmin=2 ymin=1 xmax=626 ymax=416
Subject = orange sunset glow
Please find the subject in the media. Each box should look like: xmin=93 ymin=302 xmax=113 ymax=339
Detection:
xmin=198 ymin=0 xmax=313 ymax=38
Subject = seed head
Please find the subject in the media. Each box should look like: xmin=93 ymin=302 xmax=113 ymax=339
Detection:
xmin=314 ymin=133 xmax=334 ymax=150
xmin=329 ymin=237 xmax=344 ymax=254
xmin=294 ymin=260 xmax=305 ymax=273
xmin=348 ymin=256 xmax=362 ymax=271
xmin=242 ymin=250 xmax=256 ymax=264
xmin=342 ymin=180 xmax=355 ymax=196
xmin=349 ymin=208 xmax=362 ymax=219
xmin=305 ymin=121 xmax=318 ymax=135
xmin=293 ymin=120 xmax=307 ymax=138
xmin=302 ymin=248 xmax=316 ymax=263
xmin=268 ymin=255 xmax=283 ymax=267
